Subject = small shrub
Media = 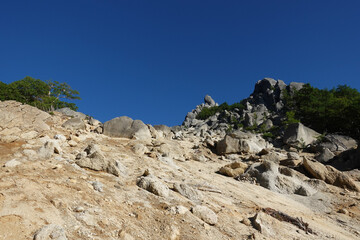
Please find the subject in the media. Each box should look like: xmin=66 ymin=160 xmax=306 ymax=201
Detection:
xmin=262 ymin=132 xmax=274 ymax=140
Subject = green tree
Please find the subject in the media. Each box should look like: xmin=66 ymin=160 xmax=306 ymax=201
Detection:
xmin=284 ymin=83 xmax=360 ymax=139
xmin=0 ymin=76 xmax=80 ymax=111
xmin=45 ymin=80 xmax=81 ymax=110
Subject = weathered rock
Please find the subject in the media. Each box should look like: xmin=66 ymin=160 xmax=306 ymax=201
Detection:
xmin=3 ymin=159 xmax=21 ymax=167
xmin=303 ymin=158 xmax=359 ymax=191
xmin=75 ymin=144 xmax=125 ymax=177
xmin=280 ymin=159 xmax=302 ymax=168
xmin=154 ymin=125 xmax=172 ymax=138
xmin=68 ymin=140 xmax=78 ymax=147
xmin=287 ymin=82 xmax=305 ymax=93
xmin=33 ymin=224 xmax=67 ymax=240
xmin=204 ymin=95 xmax=216 ymax=106
xmin=283 ymin=123 xmax=320 ymax=148
xmin=219 ymin=161 xmax=248 ymax=177
xmin=88 ymin=117 xmax=102 ymax=126
xmin=287 ymin=152 xmax=300 ymax=160
xmin=169 ymin=205 xmax=188 ymax=215
xmin=103 ymin=116 xmax=151 ymax=140
xmin=91 ymin=181 xmax=103 ymax=192
xmin=147 ymin=124 xmax=160 ymax=139
xmin=261 ymin=152 xmax=286 ymax=163
xmin=173 ymin=183 xmax=203 ymax=202
xmin=216 ymin=131 xmax=271 ymax=154
xmin=131 ymin=143 xmax=147 ymax=155
xmin=243 ymin=161 xmax=315 ymax=196
xmin=20 ymin=130 xmax=39 ymax=140
xmin=191 ymin=205 xmax=218 ymax=225
xmin=38 ymin=140 xmax=62 ymax=158
xmin=56 ymin=107 xmax=87 ymax=119
xmin=329 ymin=146 xmax=360 ymax=171
xmin=62 ymin=117 xmax=86 ymax=130
xmin=317 ymin=134 xmax=357 ymax=153
xmin=316 ymin=148 xmax=335 ymax=163
xmin=137 ymin=175 xmax=170 ymax=197
xmin=54 ymin=134 xmax=67 ymax=142
xmin=0 ymin=101 xmax=50 ymax=140
xmin=94 ymin=126 xmax=103 ymax=134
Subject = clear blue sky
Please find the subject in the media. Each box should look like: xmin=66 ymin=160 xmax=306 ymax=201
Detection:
xmin=1 ymin=0 xmax=359 ymax=126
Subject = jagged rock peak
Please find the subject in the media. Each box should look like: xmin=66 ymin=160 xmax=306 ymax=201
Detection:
xmin=204 ymin=95 xmax=216 ymax=107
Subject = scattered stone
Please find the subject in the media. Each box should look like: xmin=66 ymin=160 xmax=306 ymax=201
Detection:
xmin=38 ymin=140 xmax=62 ymax=158
xmin=219 ymin=161 xmax=248 ymax=177
xmin=73 ymin=206 xmax=85 ymax=212
xmin=54 ymin=134 xmax=67 ymax=142
xmin=173 ymin=183 xmax=203 ymax=202
xmin=3 ymin=159 xmax=21 ymax=167
xmin=91 ymin=181 xmax=104 ymax=192
xmin=287 ymin=152 xmax=300 ymax=160
xmin=241 ymin=218 xmax=252 ymax=226
xmin=131 ymin=143 xmax=147 ymax=155
xmin=75 ymin=144 xmax=125 ymax=177
xmin=169 ymin=205 xmax=188 ymax=215
xmin=33 ymin=224 xmax=67 ymax=240
xmin=338 ymin=208 xmax=348 ymax=214
xmin=68 ymin=140 xmax=78 ymax=147
xmin=191 ymin=205 xmax=218 ymax=225
xmin=137 ymin=175 xmax=170 ymax=197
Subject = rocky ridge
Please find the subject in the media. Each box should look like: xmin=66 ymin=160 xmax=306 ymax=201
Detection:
xmin=0 ymin=79 xmax=359 ymax=240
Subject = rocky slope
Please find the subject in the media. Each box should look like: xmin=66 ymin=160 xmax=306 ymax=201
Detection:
xmin=0 ymin=79 xmax=360 ymax=240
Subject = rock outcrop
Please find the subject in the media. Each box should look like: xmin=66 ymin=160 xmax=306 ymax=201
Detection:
xmin=103 ymin=116 xmax=151 ymax=140
xmin=216 ymin=131 xmax=272 ymax=154
xmin=0 ymin=101 xmax=51 ymax=142
xmin=303 ymin=157 xmax=359 ymax=191
xmin=283 ymin=123 xmax=320 ymax=148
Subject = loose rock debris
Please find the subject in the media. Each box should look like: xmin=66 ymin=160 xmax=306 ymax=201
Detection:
xmin=261 ymin=207 xmax=315 ymax=234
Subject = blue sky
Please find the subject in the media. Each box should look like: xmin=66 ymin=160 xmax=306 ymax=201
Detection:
xmin=1 ymin=0 xmax=359 ymax=126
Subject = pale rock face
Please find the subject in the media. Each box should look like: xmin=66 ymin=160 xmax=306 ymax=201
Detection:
xmin=217 ymin=131 xmax=272 ymax=154
xmin=61 ymin=117 xmax=86 ymax=130
xmin=3 ymin=159 xmax=22 ymax=167
xmin=283 ymin=123 xmax=320 ymax=147
xmin=56 ymin=107 xmax=87 ymax=119
xmin=33 ymin=224 xmax=67 ymax=240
